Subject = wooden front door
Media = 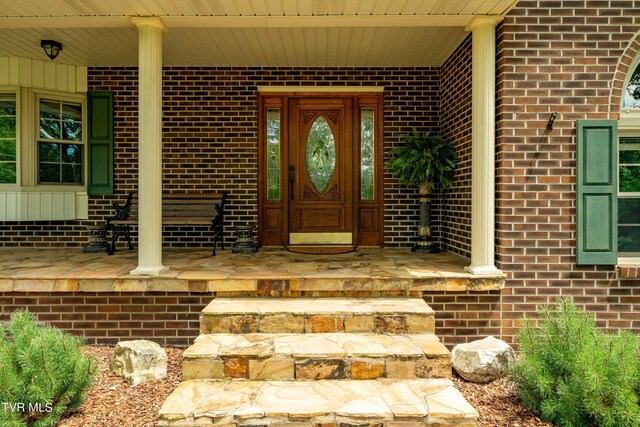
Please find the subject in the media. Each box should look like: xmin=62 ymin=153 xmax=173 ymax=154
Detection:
xmin=258 ymin=92 xmax=384 ymax=250
xmin=288 ymin=98 xmax=354 ymax=248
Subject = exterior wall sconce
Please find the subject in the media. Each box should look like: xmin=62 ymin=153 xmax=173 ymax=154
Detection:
xmin=40 ymin=40 xmax=63 ymax=60
xmin=546 ymin=111 xmax=557 ymax=130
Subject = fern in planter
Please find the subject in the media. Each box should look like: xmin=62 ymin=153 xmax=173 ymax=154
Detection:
xmin=386 ymin=129 xmax=458 ymax=189
xmin=386 ymin=130 xmax=458 ymax=252
xmin=0 ymin=310 xmax=98 ymax=427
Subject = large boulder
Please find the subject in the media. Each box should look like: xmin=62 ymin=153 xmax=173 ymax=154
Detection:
xmin=110 ymin=340 xmax=167 ymax=386
xmin=451 ymin=336 xmax=515 ymax=383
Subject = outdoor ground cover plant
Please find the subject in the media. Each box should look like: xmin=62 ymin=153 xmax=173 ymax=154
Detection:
xmin=0 ymin=310 xmax=97 ymax=426
xmin=507 ymin=298 xmax=640 ymax=427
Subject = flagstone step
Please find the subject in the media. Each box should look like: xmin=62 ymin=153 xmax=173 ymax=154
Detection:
xmin=182 ymin=333 xmax=451 ymax=381
xmin=157 ymin=378 xmax=477 ymax=427
xmin=200 ymin=297 xmax=435 ymax=335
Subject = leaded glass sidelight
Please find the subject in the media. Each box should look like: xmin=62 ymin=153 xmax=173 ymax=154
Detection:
xmin=266 ymin=108 xmax=281 ymax=200
xmin=361 ymin=108 xmax=375 ymax=200
xmin=306 ymin=115 xmax=336 ymax=193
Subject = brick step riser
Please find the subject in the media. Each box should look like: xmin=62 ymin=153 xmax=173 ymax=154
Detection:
xmin=183 ymin=356 xmax=451 ymax=381
xmin=200 ymin=313 xmax=435 ymax=335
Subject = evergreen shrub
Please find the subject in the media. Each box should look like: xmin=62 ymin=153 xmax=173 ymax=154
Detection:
xmin=0 ymin=310 xmax=97 ymax=426
xmin=508 ymin=298 xmax=640 ymax=427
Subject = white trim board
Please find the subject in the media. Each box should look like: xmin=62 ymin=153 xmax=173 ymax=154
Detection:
xmin=0 ymin=15 xmax=490 ymax=29
xmin=258 ymin=86 xmax=384 ymax=93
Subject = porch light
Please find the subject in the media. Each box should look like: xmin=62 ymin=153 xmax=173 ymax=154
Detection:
xmin=40 ymin=40 xmax=63 ymax=60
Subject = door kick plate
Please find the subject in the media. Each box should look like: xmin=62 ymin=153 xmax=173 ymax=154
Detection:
xmin=289 ymin=232 xmax=353 ymax=245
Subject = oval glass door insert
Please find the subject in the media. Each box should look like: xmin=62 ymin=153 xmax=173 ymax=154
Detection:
xmin=306 ymin=115 xmax=336 ymax=193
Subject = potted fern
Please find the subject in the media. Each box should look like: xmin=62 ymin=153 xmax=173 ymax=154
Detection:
xmin=386 ymin=130 xmax=458 ymax=253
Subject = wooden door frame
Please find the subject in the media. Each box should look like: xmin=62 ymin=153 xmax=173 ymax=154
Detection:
xmin=257 ymin=91 xmax=384 ymax=248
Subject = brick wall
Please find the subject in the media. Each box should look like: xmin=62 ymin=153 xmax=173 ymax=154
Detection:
xmin=495 ymin=0 xmax=640 ymax=344
xmin=419 ymin=291 xmax=501 ymax=348
xmin=1 ymin=67 xmax=448 ymax=250
xmin=0 ymin=292 xmax=212 ymax=346
xmin=0 ymin=290 xmax=503 ymax=348
xmin=438 ymin=36 xmax=473 ymax=257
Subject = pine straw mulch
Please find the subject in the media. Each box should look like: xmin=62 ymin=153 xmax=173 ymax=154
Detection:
xmin=58 ymin=345 xmax=554 ymax=427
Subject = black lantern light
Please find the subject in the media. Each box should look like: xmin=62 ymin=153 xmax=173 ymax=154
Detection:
xmin=40 ymin=40 xmax=63 ymax=60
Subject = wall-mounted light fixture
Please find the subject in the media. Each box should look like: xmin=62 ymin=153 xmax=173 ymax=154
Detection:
xmin=546 ymin=111 xmax=558 ymax=130
xmin=40 ymin=40 xmax=63 ymax=60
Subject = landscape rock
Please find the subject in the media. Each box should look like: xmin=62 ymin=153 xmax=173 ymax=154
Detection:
xmin=110 ymin=340 xmax=167 ymax=386
xmin=451 ymin=336 xmax=515 ymax=383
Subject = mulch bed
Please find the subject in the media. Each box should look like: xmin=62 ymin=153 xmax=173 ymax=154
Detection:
xmin=60 ymin=346 xmax=554 ymax=427
xmin=453 ymin=376 xmax=554 ymax=427
xmin=58 ymin=346 xmax=183 ymax=427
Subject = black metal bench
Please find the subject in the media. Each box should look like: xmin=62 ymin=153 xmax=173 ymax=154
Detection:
xmin=106 ymin=192 xmax=227 ymax=256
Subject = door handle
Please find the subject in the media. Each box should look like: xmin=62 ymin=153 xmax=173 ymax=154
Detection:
xmin=289 ymin=165 xmax=295 ymax=200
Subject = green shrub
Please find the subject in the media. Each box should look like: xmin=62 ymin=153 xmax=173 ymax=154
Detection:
xmin=0 ymin=310 xmax=97 ymax=427
xmin=508 ymin=298 xmax=640 ymax=427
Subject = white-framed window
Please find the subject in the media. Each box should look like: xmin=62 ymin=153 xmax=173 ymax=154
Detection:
xmin=0 ymin=59 xmax=89 ymax=221
xmin=27 ymin=89 xmax=87 ymax=191
xmin=0 ymin=92 xmax=17 ymax=185
xmin=0 ymin=89 xmax=86 ymax=190
xmin=618 ymin=133 xmax=640 ymax=257
xmin=619 ymin=58 xmax=640 ymax=260
xmin=37 ymin=97 xmax=84 ymax=185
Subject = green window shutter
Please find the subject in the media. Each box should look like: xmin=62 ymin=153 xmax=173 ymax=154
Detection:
xmin=576 ymin=119 xmax=618 ymax=265
xmin=87 ymin=91 xmax=114 ymax=195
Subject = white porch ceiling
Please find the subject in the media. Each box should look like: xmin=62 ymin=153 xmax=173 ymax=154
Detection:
xmin=0 ymin=0 xmax=517 ymax=67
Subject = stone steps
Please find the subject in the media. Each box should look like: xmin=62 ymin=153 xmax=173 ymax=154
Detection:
xmin=200 ymin=297 xmax=435 ymax=334
xmin=182 ymin=332 xmax=451 ymax=381
xmin=158 ymin=297 xmax=477 ymax=426
xmin=157 ymin=378 xmax=477 ymax=427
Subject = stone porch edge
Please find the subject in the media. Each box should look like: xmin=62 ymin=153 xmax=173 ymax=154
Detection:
xmin=0 ymin=276 xmax=505 ymax=293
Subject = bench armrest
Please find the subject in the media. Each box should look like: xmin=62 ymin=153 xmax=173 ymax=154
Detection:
xmin=107 ymin=192 xmax=134 ymax=223
xmin=210 ymin=192 xmax=227 ymax=229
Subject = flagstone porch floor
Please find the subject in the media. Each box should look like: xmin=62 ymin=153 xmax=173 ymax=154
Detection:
xmin=0 ymin=248 xmax=505 ymax=293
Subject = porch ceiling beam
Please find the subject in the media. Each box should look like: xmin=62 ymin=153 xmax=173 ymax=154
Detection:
xmin=0 ymin=14 xmax=502 ymax=29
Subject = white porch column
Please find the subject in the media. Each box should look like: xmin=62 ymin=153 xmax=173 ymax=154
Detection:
xmin=464 ymin=16 xmax=503 ymax=276
xmin=130 ymin=17 xmax=168 ymax=275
